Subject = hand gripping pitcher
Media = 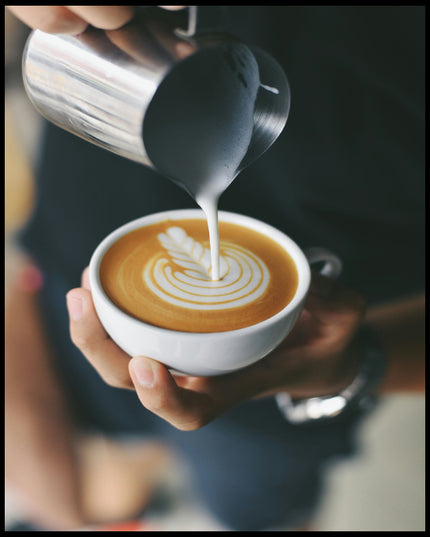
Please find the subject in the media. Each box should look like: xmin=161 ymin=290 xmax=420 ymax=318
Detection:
xmin=22 ymin=6 xmax=290 ymax=197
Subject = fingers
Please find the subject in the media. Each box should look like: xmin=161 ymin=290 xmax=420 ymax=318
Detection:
xmin=66 ymin=288 xmax=133 ymax=390
xmin=272 ymin=271 xmax=367 ymax=390
xmin=8 ymin=5 xmax=187 ymax=34
xmin=68 ymin=268 xmax=244 ymax=429
xmin=65 ymin=266 xmax=367 ymax=429
xmin=129 ymin=357 xmax=214 ymax=431
xmin=128 ymin=356 xmax=266 ymax=431
xmin=7 ymin=5 xmax=88 ymax=34
xmin=66 ymin=6 xmax=135 ymax=30
xmin=8 ymin=5 xmax=135 ymax=34
xmin=306 ymin=271 xmax=366 ymax=331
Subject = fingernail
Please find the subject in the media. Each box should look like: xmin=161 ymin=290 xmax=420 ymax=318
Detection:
xmin=67 ymin=294 xmax=83 ymax=321
xmin=131 ymin=358 xmax=155 ymax=388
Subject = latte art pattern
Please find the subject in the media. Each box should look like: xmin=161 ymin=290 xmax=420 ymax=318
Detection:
xmin=143 ymin=227 xmax=270 ymax=310
xmin=100 ymin=218 xmax=299 ymax=332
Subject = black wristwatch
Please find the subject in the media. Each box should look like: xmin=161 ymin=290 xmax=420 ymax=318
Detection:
xmin=275 ymin=325 xmax=387 ymax=424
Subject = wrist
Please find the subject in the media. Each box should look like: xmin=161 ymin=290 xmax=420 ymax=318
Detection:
xmin=275 ymin=324 xmax=387 ymax=424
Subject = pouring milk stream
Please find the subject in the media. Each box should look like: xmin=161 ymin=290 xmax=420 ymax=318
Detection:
xmin=143 ymin=43 xmax=262 ymax=280
xmin=22 ymin=7 xmax=290 ymax=282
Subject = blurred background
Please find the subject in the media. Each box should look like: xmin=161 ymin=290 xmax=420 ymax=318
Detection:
xmin=5 ymin=9 xmax=425 ymax=532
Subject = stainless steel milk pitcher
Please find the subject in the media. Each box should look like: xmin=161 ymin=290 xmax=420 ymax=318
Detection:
xmin=22 ymin=6 xmax=290 ymax=172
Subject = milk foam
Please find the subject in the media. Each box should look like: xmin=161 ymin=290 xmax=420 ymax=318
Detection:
xmin=143 ymin=226 xmax=269 ymax=310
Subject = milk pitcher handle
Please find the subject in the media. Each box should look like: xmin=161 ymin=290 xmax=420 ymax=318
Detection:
xmin=174 ymin=6 xmax=198 ymax=38
xmin=305 ymin=247 xmax=343 ymax=279
xmin=175 ymin=5 xmax=227 ymax=38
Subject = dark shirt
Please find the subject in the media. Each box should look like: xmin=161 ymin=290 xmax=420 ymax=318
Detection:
xmin=22 ymin=5 xmax=425 ymax=304
xmin=20 ymin=6 xmax=424 ymax=433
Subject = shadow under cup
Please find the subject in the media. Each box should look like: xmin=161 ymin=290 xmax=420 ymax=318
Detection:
xmin=89 ymin=209 xmax=311 ymax=376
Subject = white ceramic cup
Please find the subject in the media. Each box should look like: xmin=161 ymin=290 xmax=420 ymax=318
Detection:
xmin=89 ymin=209 xmax=342 ymax=376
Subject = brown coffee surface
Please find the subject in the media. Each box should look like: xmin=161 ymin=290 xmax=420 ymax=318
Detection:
xmin=100 ymin=219 xmax=298 ymax=332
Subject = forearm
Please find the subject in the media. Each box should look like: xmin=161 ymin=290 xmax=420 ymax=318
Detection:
xmin=365 ymin=293 xmax=425 ymax=393
xmin=5 ymin=276 xmax=87 ymax=529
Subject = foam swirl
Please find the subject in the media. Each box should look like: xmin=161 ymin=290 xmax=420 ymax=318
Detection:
xmin=143 ymin=227 xmax=269 ymax=310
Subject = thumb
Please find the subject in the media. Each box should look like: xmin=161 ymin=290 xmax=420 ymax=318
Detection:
xmin=128 ymin=356 xmax=212 ymax=430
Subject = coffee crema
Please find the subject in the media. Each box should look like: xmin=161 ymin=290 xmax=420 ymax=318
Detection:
xmin=99 ymin=219 xmax=298 ymax=332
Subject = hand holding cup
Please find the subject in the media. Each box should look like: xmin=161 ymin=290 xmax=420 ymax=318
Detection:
xmin=66 ymin=210 xmax=365 ymax=430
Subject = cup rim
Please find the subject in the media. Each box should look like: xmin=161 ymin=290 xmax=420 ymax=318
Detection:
xmin=89 ymin=209 xmax=311 ymax=337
